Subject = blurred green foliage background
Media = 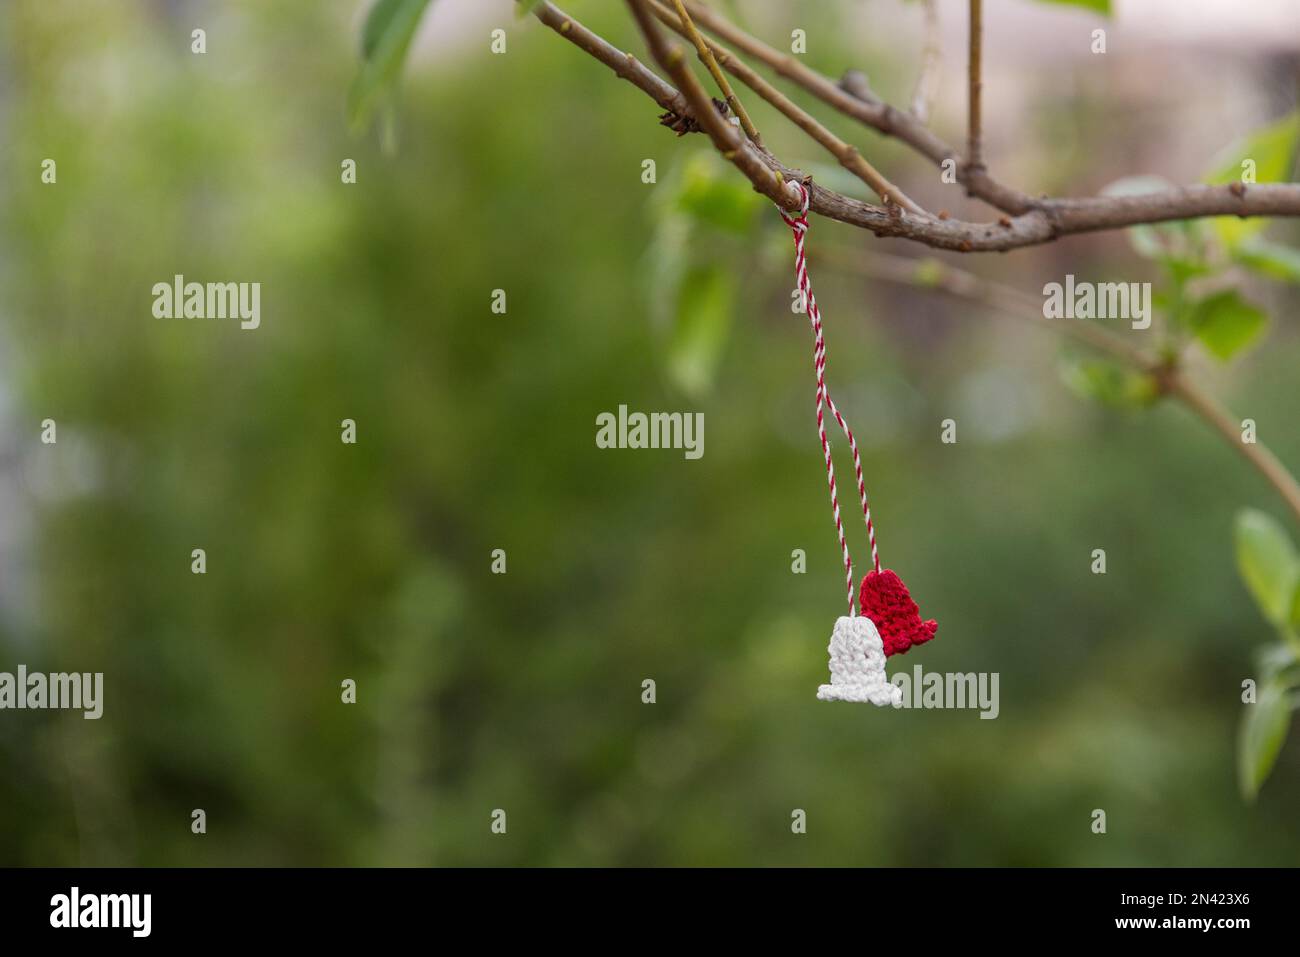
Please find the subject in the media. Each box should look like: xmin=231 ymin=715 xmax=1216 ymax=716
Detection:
xmin=1 ymin=0 xmax=1298 ymax=866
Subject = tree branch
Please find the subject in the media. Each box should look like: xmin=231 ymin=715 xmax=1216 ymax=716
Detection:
xmin=764 ymin=179 xmax=1300 ymax=253
xmin=822 ymin=249 xmax=1300 ymax=527
xmin=645 ymin=0 xmax=924 ymax=214
xmin=668 ymin=0 xmax=762 ymax=146
xmin=1162 ymin=372 xmax=1300 ymax=527
xmin=820 ymin=247 xmax=1148 ymax=367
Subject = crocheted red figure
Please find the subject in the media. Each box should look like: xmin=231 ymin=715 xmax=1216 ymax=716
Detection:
xmin=860 ymin=569 xmax=937 ymax=657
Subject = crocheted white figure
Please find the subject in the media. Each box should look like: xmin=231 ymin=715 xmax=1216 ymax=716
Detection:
xmin=817 ymin=615 xmax=902 ymax=706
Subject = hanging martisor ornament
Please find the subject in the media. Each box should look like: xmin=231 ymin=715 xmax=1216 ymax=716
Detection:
xmin=778 ymin=181 xmax=938 ymax=706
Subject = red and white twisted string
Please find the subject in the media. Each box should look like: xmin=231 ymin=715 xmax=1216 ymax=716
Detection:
xmin=780 ymin=181 xmax=880 ymax=615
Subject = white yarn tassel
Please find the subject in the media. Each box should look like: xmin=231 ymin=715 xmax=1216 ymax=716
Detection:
xmin=817 ymin=615 xmax=902 ymax=706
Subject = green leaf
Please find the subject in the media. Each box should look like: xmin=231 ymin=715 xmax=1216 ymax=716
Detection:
xmin=1238 ymin=679 xmax=1292 ymax=801
xmin=514 ymin=0 xmax=546 ymax=19
xmin=1235 ymin=508 xmax=1300 ymax=627
xmin=1203 ymin=112 xmax=1300 ymax=250
xmin=1186 ymin=289 xmax=1267 ymax=361
xmin=675 ymin=154 xmax=762 ymax=234
xmin=1035 ymin=0 xmax=1111 ymax=14
xmin=667 ymin=265 xmax=736 ymax=397
xmin=1059 ymin=356 xmax=1158 ymax=409
xmin=348 ymin=0 xmax=433 ymax=133
xmin=1234 ymin=239 xmax=1300 ymax=284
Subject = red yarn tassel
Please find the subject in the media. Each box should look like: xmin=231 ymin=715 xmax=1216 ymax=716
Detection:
xmin=860 ymin=569 xmax=937 ymax=657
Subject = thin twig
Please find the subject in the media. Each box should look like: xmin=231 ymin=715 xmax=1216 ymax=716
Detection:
xmin=911 ymin=0 xmax=941 ymax=123
xmin=668 ymin=0 xmax=761 ymax=146
xmin=967 ymin=0 xmax=983 ymax=172
xmin=646 ymin=0 xmax=924 ymax=214
xmin=621 ymin=0 xmax=796 ymax=211
xmin=818 ymin=248 xmax=1148 ymax=366
xmin=532 ymin=2 xmax=687 ymax=115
